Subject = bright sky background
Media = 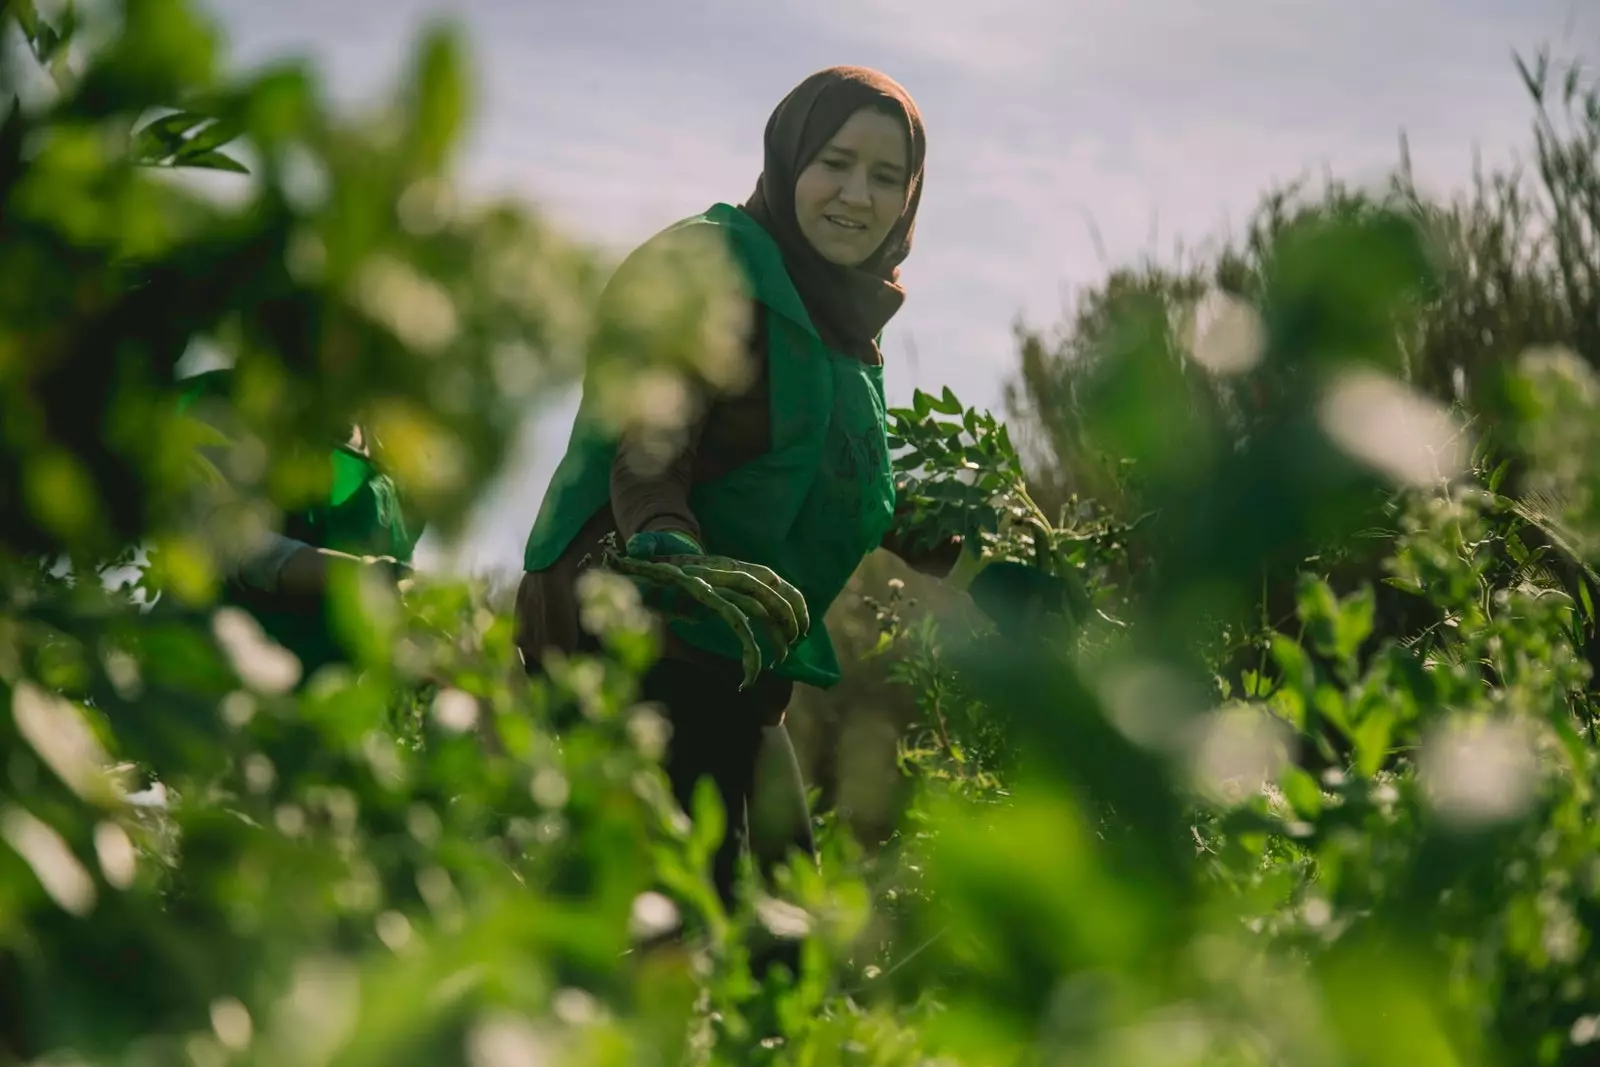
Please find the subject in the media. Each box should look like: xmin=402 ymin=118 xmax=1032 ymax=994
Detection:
xmin=200 ymin=0 xmax=1593 ymax=577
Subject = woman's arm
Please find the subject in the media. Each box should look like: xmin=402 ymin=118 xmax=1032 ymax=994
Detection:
xmin=235 ymin=531 xmax=318 ymax=594
xmin=610 ymin=404 xmax=711 ymax=545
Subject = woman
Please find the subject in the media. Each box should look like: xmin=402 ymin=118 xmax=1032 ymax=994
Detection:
xmin=516 ymin=66 xmax=1065 ymax=915
xmin=177 ymin=368 xmax=421 ymax=680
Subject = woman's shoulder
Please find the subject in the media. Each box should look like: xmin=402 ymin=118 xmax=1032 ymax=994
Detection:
xmin=603 ymin=204 xmax=758 ymax=309
xmin=629 ymin=204 xmax=752 ymax=263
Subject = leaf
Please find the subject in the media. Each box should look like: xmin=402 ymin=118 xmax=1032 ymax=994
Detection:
xmin=174 ymin=148 xmax=248 ymax=174
xmin=1333 ymin=585 xmax=1375 ymax=665
xmin=132 ymin=110 xmax=209 ymax=161
xmin=1504 ymin=532 xmax=1528 ymax=566
xmin=1513 ymin=49 xmax=1546 ymax=105
xmin=409 ymin=22 xmax=468 ymax=172
xmin=929 ymin=386 xmax=963 ymax=415
xmin=1382 ymin=575 xmax=1424 ymax=596
xmin=9 ymin=0 xmax=40 ymax=40
xmin=1270 ymin=634 xmax=1313 ymax=691
xmin=1351 ymin=706 xmax=1394 ymax=778
xmin=1487 ymin=458 xmax=1509 ymax=494
xmin=31 ymin=22 xmax=59 ymax=62
xmin=1297 ymin=574 xmax=1342 ymax=654
xmin=173 ymin=115 xmax=245 ymax=159
xmin=1281 ymin=766 xmax=1324 ymax=818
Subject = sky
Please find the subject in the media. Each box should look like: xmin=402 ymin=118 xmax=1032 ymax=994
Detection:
xmin=198 ymin=0 xmax=1594 ymax=576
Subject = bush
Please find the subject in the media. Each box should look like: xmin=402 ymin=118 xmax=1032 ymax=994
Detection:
xmin=8 ymin=4 xmax=1600 ymax=1066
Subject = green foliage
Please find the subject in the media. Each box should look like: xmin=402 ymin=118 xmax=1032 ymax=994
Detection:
xmin=8 ymin=5 xmax=1600 ymax=1066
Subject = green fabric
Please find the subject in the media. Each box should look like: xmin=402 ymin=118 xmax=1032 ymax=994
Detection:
xmin=523 ymin=202 xmax=897 ymax=689
xmin=177 ymin=369 xmax=423 ymax=676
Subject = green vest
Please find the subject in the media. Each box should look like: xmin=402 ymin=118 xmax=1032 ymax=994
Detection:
xmin=523 ymin=203 xmax=897 ymax=689
xmin=177 ymin=369 xmax=423 ymax=677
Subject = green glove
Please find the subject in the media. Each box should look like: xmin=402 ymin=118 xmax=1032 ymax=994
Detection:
xmin=621 ymin=530 xmax=705 ymax=615
xmin=626 ymin=530 xmax=704 ymax=560
xmin=604 ymin=531 xmax=811 ymax=687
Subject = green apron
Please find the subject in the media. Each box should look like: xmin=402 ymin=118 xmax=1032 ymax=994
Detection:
xmin=524 ymin=203 xmax=896 ymax=689
xmin=177 ymin=369 xmax=422 ymax=677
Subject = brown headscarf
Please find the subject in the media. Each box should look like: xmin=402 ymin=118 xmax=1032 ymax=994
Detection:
xmin=740 ymin=66 xmax=926 ymax=363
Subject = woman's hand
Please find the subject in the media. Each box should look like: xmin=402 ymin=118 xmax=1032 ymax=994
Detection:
xmin=945 ymin=544 xmax=1087 ymax=638
xmin=625 ymin=530 xmax=705 ymax=560
xmin=608 ymin=530 xmax=811 ymax=689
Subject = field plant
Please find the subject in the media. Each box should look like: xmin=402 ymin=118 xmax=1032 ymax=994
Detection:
xmin=7 ymin=4 xmax=1600 ymax=1066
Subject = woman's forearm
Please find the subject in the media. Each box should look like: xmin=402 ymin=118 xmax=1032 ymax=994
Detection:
xmin=610 ymin=402 xmax=711 ymax=543
xmin=234 ymin=532 xmax=317 ymax=594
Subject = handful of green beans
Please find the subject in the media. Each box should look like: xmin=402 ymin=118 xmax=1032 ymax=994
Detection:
xmin=595 ymin=537 xmax=810 ymax=690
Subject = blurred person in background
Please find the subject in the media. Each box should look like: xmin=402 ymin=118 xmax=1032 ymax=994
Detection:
xmin=176 ymin=368 xmax=421 ymax=682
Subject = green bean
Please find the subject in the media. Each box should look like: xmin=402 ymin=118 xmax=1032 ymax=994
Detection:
xmin=610 ymin=556 xmax=762 ymax=689
xmin=712 ymin=588 xmax=791 ymax=667
xmin=680 ymin=564 xmax=800 ymax=647
xmin=662 ymin=555 xmax=810 ymax=637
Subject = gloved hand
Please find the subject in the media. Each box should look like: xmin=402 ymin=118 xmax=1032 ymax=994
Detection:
xmin=625 ymin=530 xmax=705 ymax=560
xmin=609 ymin=529 xmax=811 ymax=686
xmin=614 ymin=530 xmax=698 ymax=615
xmin=945 ymin=545 xmax=1087 ymax=637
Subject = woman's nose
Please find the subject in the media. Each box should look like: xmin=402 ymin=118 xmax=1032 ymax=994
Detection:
xmin=838 ymin=168 xmax=872 ymax=205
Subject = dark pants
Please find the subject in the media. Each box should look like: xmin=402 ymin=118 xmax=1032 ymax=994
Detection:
xmin=639 ymin=657 xmax=816 ymax=908
xmin=519 ymin=648 xmax=815 ymax=912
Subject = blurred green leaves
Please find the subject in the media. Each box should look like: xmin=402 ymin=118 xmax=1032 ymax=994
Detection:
xmin=4 ymin=3 xmax=1600 ymax=1066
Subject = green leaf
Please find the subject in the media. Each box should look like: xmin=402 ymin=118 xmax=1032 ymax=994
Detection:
xmin=132 ymin=110 xmax=210 ymax=161
xmin=1281 ymin=766 xmax=1324 ymax=818
xmin=31 ymin=22 xmax=59 ymax=62
xmin=1270 ymin=634 xmax=1313 ymax=691
xmin=1488 ymin=458 xmax=1511 ymax=494
xmin=1381 ymin=575 xmax=1423 ymax=596
xmin=929 ymin=386 xmax=963 ymax=415
xmin=10 ymin=0 xmax=40 ymax=40
xmin=1351 ymin=706 xmax=1394 ymax=778
xmin=173 ymin=115 xmax=245 ymax=160
xmin=1333 ymin=585 xmax=1375 ymax=665
xmin=174 ymin=148 xmax=248 ymax=174
xmin=408 ymin=22 xmax=468 ymax=172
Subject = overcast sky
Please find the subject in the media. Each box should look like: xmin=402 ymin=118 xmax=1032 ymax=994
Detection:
xmin=200 ymin=0 xmax=1593 ymax=575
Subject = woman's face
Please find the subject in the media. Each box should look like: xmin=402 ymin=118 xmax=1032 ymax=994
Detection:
xmin=793 ymin=107 xmax=910 ymax=267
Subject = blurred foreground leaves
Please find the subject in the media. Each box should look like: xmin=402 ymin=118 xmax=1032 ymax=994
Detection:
xmin=6 ymin=4 xmax=1600 ymax=1067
